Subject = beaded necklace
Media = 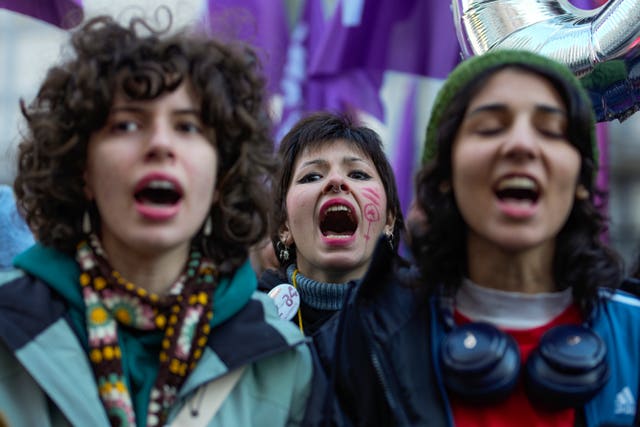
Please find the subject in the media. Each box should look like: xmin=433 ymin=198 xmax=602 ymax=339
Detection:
xmin=76 ymin=234 xmax=217 ymax=426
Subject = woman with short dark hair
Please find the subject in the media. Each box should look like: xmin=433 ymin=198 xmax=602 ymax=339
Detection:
xmin=260 ymin=111 xmax=405 ymax=336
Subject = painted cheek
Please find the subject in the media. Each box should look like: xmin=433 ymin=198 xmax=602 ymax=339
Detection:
xmin=362 ymin=187 xmax=383 ymax=240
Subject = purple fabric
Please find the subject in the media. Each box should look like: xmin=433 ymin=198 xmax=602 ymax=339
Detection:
xmin=301 ymin=0 xmax=467 ymax=121
xmin=301 ymin=0 xmax=384 ymax=119
xmin=205 ymin=0 xmax=461 ymax=126
xmin=393 ymin=80 xmax=418 ymax=215
xmin=309 ymin=0 xmax=461 ymax=79
xmin=206 ymin=0 xmax=290 ymax=96
xmin=0 ymin=0 xmax=83 ymax=28
xmin=278 ymin=0 xmax=384 ymax=133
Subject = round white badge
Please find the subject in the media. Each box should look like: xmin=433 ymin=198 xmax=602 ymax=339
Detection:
xmin=268 ymin=283 xmax=301 ymax=321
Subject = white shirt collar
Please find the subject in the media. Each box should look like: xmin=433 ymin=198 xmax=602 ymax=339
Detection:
xmin=455 ymin=278 xmax=573 ymax=330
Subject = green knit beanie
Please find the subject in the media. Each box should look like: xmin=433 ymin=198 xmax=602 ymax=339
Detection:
xmin=422 ymin=49 xmax=598 ymax=171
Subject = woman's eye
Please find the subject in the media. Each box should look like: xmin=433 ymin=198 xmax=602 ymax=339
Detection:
xmin=297 ymin=173 xmax=322 ymax=183
xmin=349 ymin=170 xmax=372 ymax=180
xmin=537 ymin=122 xmax=566 ymax=139
xmin=539 ymin=129 xmax=566 ymax=139
xmin=112 ymin=120 xmax=139 ymax=133
xmin=177 ymin=122 xmax=202 ymax=134
xmin=475 ymin=126 xmax=504 ymax=136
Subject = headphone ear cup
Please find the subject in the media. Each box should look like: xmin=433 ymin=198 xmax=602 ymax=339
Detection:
xmin=440 ymin=322 xmax=520 ymax=403
xmin=525 ymin=324 xmax=610 ymax=408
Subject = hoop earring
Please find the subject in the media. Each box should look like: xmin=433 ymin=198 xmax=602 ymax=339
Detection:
xmin=82 ymin=211 xmax=92 ymax=234
xmin=203 ymin=216 xmax=212 ymax=236
xmin=276 ymin=241 xmax=290 ymax=262
xmin=576 ymin=185 xmax=589 ymax=201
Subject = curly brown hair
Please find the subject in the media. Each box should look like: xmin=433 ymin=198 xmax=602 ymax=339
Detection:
xmin=14 ymin=12 xmax=277 ymax=273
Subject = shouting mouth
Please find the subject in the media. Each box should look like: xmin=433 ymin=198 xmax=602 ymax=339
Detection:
xmin=134 ymin=175 xmax=184 ymax=220
xmin=319 ymin=203 xmax=358 ymax=239
xmin=135 ymin=179 xmax=183 ymax=206
xmin=494 ymin=176 xmax=539 ymax=205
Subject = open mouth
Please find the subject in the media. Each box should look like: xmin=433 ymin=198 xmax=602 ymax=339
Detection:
xmin=494 ymin=176 xmax=539 ymax=204
xmin=134 ymin=179 xmax=183 ymax=206
xmin=319 ymin=204 xmax=358 ymax=238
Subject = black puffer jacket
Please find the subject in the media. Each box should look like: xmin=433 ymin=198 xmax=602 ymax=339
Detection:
xmin=310 ymin=239 xmax=448 ymax=426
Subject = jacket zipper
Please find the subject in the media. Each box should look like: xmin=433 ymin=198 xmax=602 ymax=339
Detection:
xmin=370 ymin=343 xmax=410 ymax=425
xmin=370 ymin=350 xmax=398 ymax=410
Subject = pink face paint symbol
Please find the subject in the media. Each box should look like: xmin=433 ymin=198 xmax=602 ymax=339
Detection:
xmin=364 ymin=203 xmax=380 ymax=222
xmin=364 ymin=203 xmax=381 ymax=241
xmin=362 ymin=187 xmax=383 ymax=240
xmin=363 ymin=188 xmax=381 ymax=204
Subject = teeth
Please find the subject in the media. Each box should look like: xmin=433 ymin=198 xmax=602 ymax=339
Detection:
xmin=146 ymin=180 xmax=176 ymax=190
xmin=324 ymin=234 xmax=352 ymax=239
xmin=326 ymin=205 xmax=351 ymax=213
xmin=497 ymin=177 xmax=537 ymax=191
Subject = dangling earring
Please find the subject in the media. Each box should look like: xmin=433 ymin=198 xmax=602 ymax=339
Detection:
xmin=276 ymin=241 xmax=290 ymax=262
xmin=385 ymin=229 xmax=394 ymax=252
xmin=203 ymin=216 xmax=212 ymax=236
xmin=82 ymin=211 xmax=91 ymax=234
xmin=576 ymin=185 xmax=590 ymax=201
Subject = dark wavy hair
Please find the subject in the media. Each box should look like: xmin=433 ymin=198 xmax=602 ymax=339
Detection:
xmin=14 ymin=12 xmax=276 ymax=273
xmin=413 ymin=63 xmax=623 ymax=314
xmin=272 ymin=111 xmax=405 ymax=268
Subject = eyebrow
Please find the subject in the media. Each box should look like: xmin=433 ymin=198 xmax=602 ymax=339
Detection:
xmin=299 ymin=156 xmax=367 ymax=169
xmin=466 ymin=103 xmax=566 ymax=118
xmin=110 ymin=105 xmax=202 ymax=116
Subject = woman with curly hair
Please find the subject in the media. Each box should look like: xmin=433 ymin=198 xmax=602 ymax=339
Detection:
xmin=320 ymin=50 xmax=640 ymax=426
xmin=0 ymin=12 xmax=311 ymax=427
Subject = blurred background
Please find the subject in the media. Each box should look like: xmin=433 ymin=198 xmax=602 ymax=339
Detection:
xmin=1 ymin=0 xmax=639 ymax=270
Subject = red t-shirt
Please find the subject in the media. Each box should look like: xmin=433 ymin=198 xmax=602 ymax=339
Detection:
xmin=450 ymin=305 xmax=583 ymax=427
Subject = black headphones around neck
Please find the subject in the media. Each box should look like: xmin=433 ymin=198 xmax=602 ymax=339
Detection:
xmin=438 ymin=296 xmax=610 ymax=409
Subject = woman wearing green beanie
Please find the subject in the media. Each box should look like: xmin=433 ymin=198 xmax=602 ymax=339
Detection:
xmin=318 ymin=50 xmax=640 ymax=426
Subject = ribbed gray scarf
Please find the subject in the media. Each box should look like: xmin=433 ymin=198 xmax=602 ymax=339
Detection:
xmin=286 ymin=264 xmax=353 ymax=311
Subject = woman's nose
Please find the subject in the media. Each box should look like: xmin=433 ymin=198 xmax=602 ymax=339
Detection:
xmin=323 ymin=176 xmax=350 ymax=194
xmin=502 ymin=120 xmax=540 ymax=161
xmin=145 ymin=121 xmax=175 ymax=161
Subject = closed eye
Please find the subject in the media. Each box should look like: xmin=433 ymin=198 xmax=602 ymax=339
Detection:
xmin=475 ymin=127 xmax=504 ymax=136
xmin=538 ymin=128 xmax=566 ymax=139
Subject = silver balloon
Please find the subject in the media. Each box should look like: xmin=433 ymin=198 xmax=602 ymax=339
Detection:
xmin=453 ymin=0 xmax=640 ymax=122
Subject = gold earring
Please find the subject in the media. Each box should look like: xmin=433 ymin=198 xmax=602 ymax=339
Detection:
xmin=203 ymin=216 xmax=212 ymax=236
xmin=82 ymin=211 xmax=91 ymax=234
xmin=576 ymin=185 xmax=589 ymax=201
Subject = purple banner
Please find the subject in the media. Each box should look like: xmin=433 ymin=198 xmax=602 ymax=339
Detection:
xmin=0 ymin=0 xmax=83 ymax=28
xmin=206 ymin=0 xmax=290 ymax=96
xmin=309 ymin=0 xmax=461 ymax=80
